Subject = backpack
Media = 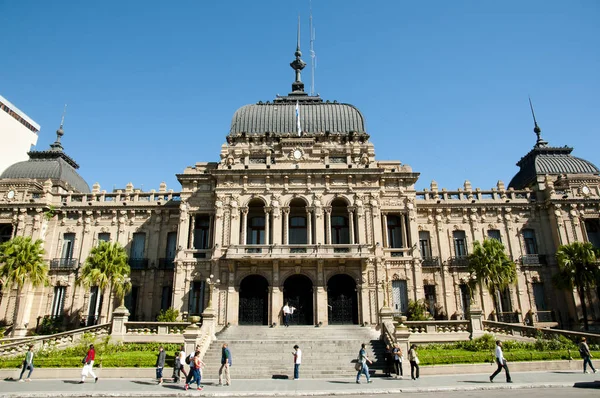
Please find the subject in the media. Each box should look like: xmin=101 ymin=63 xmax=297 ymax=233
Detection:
xmin=185 ymin=355 xmax=192 ymax=365
xmin=579 ymin=346 xmax=586 ymax=358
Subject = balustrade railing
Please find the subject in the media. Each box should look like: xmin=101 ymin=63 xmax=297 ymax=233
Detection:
xmin=50 ymin=258 xmax=79 ymax=269
xmin=225 ymin=244 xmax=372 ymax=259
xmin=125 ymin=322 xmax=190 ymax=336
xmin=404 ymin=320 xmax=470 ymax=334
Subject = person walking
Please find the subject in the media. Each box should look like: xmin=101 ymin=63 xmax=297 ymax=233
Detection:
xmin=392 ymin=343 xmax=403 ymax=379
xmin=218 ymin=343 xmax=232 ymax=386
xmin=184 ymin=345 xmax=200 ymax=385
xmin=292 ymin=345 xmax=302 ymax=380
xmin=408 ymin=344 xmax=420 ymax=380
xmin=79 ymin=344 xmax=98 ymax=384
xmin=173 ymin=345 xmax=187 ymax=383
xmin=155 ymin=346 xmax=166 ymax=385
xmin=283 ymin=303 xmax=295 ymax=327
xmin=184 ymin=350 xmax=205 ymax=391
xmin=579 ymin=337 xmax=597 ymax=374
xmin=355 ymin=343 xmax=373 ymax=384
xmin=384 ymin=344 xmax=394 ymax=377
xmin=490 ymin=340 xmax=512 ymax=383
xmin=18 ymin=345 xmax=34 ymax=382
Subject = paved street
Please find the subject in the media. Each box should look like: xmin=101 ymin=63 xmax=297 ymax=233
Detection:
xmin=0 ymin=371 xmax=598 ymax=397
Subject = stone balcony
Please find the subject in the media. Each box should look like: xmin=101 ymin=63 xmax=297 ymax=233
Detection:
xmin=224 ymin=244 xmax=373 ymax=260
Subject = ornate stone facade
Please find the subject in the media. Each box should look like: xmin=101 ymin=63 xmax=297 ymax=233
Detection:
xmin=1 ymin=50 xmax=599 ymax=336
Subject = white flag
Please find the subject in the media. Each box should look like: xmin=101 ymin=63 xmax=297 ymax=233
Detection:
xmin=295 ymin=101 xmax=301 ymax=136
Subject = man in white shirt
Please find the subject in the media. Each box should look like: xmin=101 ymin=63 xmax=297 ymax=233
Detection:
xmin=293 ymin=345 xmax=302 ymax=380
xmin=490 ymin=340 xmax=512 ymax=383
xmin=283 ymin=303 xmax=295 ymax=327
xmin=175 ymin=345 xmax=187 ymax=382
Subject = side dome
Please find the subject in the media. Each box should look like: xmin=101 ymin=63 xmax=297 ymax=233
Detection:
xmin=229 ymin=101 xmax=366 ymax=136
xmin=509 ymin=145 xmax=599 ymax=189
xmin=0 ymin=125 xmax=90 ymax=193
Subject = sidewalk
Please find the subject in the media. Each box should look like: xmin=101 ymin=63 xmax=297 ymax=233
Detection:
xmin=1 ymin=371 xmax=599 ymax=397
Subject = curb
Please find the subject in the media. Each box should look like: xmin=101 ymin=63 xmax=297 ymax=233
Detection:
xmin=0 ymin=382 xmax=584 ymax=398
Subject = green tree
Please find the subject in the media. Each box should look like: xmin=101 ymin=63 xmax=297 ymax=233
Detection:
xmin=552 ymin=242 xmax=599 ymax=331
xmin=77 ymin=241 xmax=131 ymax=318
xmin=467 ymin=239 xmax=517 ymax=315
xmin=0 ymin=236 xmax=49 ymax=336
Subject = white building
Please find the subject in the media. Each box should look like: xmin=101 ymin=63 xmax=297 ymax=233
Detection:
xmin=0 ymin=95 xmax=40 ymax=174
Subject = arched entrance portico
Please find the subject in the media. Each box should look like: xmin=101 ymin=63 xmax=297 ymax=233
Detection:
xmin=327 ymin=274 xmax=358 ymax=324
xmin=283 ymin=275 xmax=313 ymax=325
xmin=239 ymin=275 xmax=269 ymax=325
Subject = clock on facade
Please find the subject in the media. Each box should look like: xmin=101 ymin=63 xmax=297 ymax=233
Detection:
xmin=7 ymin=190 xmax=15 ymax=199
xmin=581 ymin=185 xmax=591 ymax=195
xmin=293 ymin=149 xmax=303 ymax=160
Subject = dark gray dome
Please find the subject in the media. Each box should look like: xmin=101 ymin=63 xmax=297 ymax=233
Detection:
xmin=229 ymin=101 xmax=366 ymax=136
xmin=509 ymin=145 xmax=599 ymax=189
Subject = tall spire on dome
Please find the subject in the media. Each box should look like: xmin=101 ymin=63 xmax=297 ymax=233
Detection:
xmin=290 ymin=15 xmax=307 ymax=94
xmin=50 ymin=104 xmax=67 ymax=152
xmin=528 ymin=97 xmax=547 ymax=148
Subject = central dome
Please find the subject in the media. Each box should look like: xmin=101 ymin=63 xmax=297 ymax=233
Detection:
xmin=229 ymin=100 xmax=366 ymax=136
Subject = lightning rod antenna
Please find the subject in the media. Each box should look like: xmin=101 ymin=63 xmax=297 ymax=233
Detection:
xmin=310 ymin=0 xmax=316 ymax=96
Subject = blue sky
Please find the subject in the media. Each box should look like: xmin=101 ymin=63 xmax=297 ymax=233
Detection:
xmin=1 ymin=0 xmax=598 ymax=192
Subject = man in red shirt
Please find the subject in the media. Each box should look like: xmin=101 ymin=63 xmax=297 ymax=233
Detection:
xmin=79 ymin=344 xmax=98 ymax=384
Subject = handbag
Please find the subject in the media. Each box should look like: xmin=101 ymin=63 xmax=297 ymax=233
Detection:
xmin=82 ymin=356 xmax=87 ymax=364
xmin=415 ymin=357 xmax=420 ymax=365
xmin=354 ymin=362 xmax=362 ymax=371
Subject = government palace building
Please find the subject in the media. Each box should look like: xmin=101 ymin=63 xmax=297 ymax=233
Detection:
xmin=1 ymin=43 xmax=599 ymax=337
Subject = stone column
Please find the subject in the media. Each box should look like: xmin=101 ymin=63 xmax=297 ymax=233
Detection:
xmin=348 ymin=209 xmax=355 ymax=244
xmin=315 ymin=286 xmax=327 ymax=326
xmin=283 ymin=208 xmax=290 ymax=245
xmin=270 ymin=286 xmax=283 ymax=325
xmin=469 ymin=307 xmax=485 ymax=339
xmin=306 ymin=208 xmax=313 ymax=245
xmin=382 ymin=213 xmax=389 ymax=247
xmin=325 ymin=208 xmax=332 ymax=244
xmin=188 ymin=215 xmax=196 ymax=249
xmin=264 ymin=208 xmax=271 ymax=245
xmin=400 ymin=214 xmax=408 ymax=248
xmin=240 ymin=208 xmax=248 ymax=245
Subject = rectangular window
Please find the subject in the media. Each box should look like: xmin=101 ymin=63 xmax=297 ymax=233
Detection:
xmin=424 ymin=285 xmax=436 ymax=316
xmin=585 ymin=219 xmax=600 ymax=249
xmin=98 ymin=233 xmax=110 ymax=243
xmin=532 ymin=283 xmax=547 ymax=311
xmin=460 ymin=284 xmax=470 ymax=316
xmin=391 ymin=280 xmax=409 ymax=315
xmin=86 ymin=286 xmax=102 ymax=326
xmin=161 ymin=286 xmax=172 ymax=311
xmin=487 ymin=229 xmax=502 ymax=242
xmin=125 ymin=286 xmax=139 ymax=320
xmin=62 ymin=233 xmax=76 ymax=259
xmin=419 ymin=231 xmax=432 ymax=257
xmin=453 ymin=230 xmax=467 ymax=256
xmin=193 ymin=215 xmax=211 ymax=249
xmin=165 ymin=231 xmax=177 ymax=259
xmin=523 ymin=229 xmax=538 ymax=254
xmin=130 ymin=232 xmax=146 ymax=259
xmin=189 ymin=281 xmax=205 ymax=315
xmin=51 ymin=286 xmax=66 ymax=317
xmin=387 ymin=215 xmax=404 ymax=248
xmin=0 ymin=224 xmax=12 ymax=243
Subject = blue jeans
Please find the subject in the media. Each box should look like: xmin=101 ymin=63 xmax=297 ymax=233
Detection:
xmin=356 ymin=363 xmax=370 ymax=382
xmin=19 ymin=362 xmax=33 ymax=379
xmin=583 ymin=356 xmax=596 ymax=372
xmin=187 ymin=368 xmax=201 ymax=387
xmin=294 ymin=364 xmax=300 ymax=379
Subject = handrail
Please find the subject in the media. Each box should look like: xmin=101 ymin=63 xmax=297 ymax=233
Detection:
xmin=483 ymin=320 xmax=600 ymax=343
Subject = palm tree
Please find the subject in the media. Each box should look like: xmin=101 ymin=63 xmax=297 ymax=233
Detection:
xmin=467 ymin=239 xmax=517 ymax=316
xmin=77 ymin=241 xmax=131 ymax=320
xmin=0 ymin=236 xmax=49 ymax=336
xmin=552 ymin=241 xmax=599 ymax=331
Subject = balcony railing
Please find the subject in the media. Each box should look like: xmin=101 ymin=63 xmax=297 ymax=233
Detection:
xmin=158 ymin=258 xmax=175 ymax=270
xmin=225 ymin=244 xmax=372 ymax=259
xmin=495 ymin=311 xmax=520 ymax=324
xmin=536 ymin=310 xmax=556 ymax=323
xmin=448 ymin=255 xmax=469 ymax=267
xmin=520 ymin=254 xmax=547 ymax=266
xmin=129 ymin=258 xmax=149 ymax=270
xmin=421 ymin=256 xmax=440 ymax=268
xmin=50 ymin=258 xmax=79 ymax=269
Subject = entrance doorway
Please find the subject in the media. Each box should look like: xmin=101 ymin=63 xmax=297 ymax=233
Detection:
xmin=239 ymin=275 xmax=269 ymax=325
xmin=283 ymin=275 xmax=314 ymax=325
xmin=327 ymin=274 xmax=358 ymax=324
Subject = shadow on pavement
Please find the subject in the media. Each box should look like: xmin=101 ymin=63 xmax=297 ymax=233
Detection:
xmin=328 ymin=381 xmax=357 ymax=384
xmin=551 ymin=371 xmax=581 ymax=374
xmin=573 ymin=381 xmax=600 ymax=389
xmin=459 ymin=381 xmax=491 ymax=384
xmin=272 ymin=374 xmax=289 ymax=379
xmin=131 ymin=380 xmax=158 ymax=385
xmin=62 ymin=380 xmax=82 ymax=384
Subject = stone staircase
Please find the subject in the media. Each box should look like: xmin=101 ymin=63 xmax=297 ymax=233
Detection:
xmin=200 ymin=325 xmax=385 ymax=379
